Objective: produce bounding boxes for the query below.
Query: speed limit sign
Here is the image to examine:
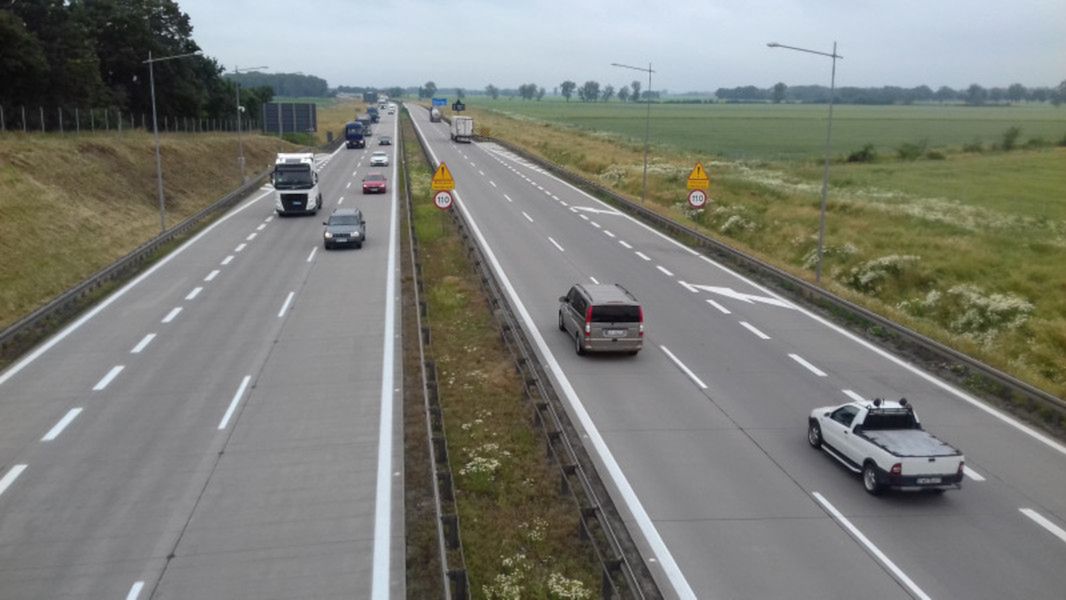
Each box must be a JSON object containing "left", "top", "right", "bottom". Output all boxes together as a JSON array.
[
  {"left": 433, "top": 190, "right": 454, "bottom": 210},
  {"left": 688, "top": 189, "right": 708, "bottom": 209}
]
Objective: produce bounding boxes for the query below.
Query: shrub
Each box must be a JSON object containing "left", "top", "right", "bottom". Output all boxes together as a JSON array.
[
  {"left": 847, "top": 143, "right": 878, "bottom": 163},
  {"left": 1001, "top": 126, "right": 1022, "bottom": 151},
  {"left": 962, "top": 138, "right": 984, "bottom": 153},
  {"left": 896, "top": 139, "right": 928, "bottom": 161},
  {"left": 1024, "top": 137, "right": 1049, "bottom": 149},
  {"left": 846, "top": 255, "right": 921, "bottom": 292},
  {"left": 925, "top": 149, "right": 947, "bottom": 160},
  {"left": 1058, "top": 132, "right": 1066, "bottom": 147}
]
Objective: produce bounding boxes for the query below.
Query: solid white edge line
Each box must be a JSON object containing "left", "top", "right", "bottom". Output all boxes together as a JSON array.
[
  {"left": 162, "top": 307, "right": 182, "bottom": 323},
  {"left": 660, "top": 345, "right": 709, "bottom": 390},
  {"left": 1019, "top": 508, "right": 1066, "bottom": 544},
  {"left": 656, "top": 265, "right": 674, "bottom": 276},
  {"left": 409, "top": 109, "right": 696, "bottom": 599},
  {"left": 739, "top": 321, "right": 771, "bottom": 340},
  {"left": 204, "top": 269, "right": 220, "bottom": 281},
  {"left": 185, "top": 287, "right": 203, "bottom": 301},
  {"left": 125, "top": 581, "right": 145, "bottom": 600},
  {"left": 813, "top": 492, "right": 933, "bottom": 600},
  {"left": 963, "top": 466, "right": 986, "bottom": 481},
  {"left": 217, "top": 375, "right": 251, "bottom": 430},
  {"left": 0, "top": 464, "right": 27, "bottom": 497},
  {"left": 93, "top": 365, "right": 124, "bottom": 390},
  {"left": 370, "top": 110, "right": 400, "bottom": 600},
  {"left": 790, "top": 353, "right": 827, "bottom": 377},
  {"left": 41, "top": 408, "right": 83, "bottom": 442},
  {"left": 549, "top": 237, "right": 565, "bottom": 252},
  {"left": 277, "top": 291, "right": 295, "bottom": 318},
  {"left": 307, "top": 246, "right": 318, "bottom": 263},
  {"left": 0, "top": 189, "right": 272, "bottom": 387},
  {"left": 706, "top": 299, "right": 731, "bottom": 314},
  {"left": 842, "top": 389, "right": 867, "bottom": 403},
  {"left": 130, "top": 333, "right": 156, "bottom": 354}
]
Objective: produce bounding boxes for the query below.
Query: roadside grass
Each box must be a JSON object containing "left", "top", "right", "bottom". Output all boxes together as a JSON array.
[
  {"left": 435, "top": 102, "right": 1066, "bottom": 405},
  {"left": 0, "top": 132, "right": 295, "bottom": 330},
  {"left": 313, "top": 99, "right": 365, "bottom": 146},
  {"left": 402, "top": 115, "right": 599, "bottom": 598}
]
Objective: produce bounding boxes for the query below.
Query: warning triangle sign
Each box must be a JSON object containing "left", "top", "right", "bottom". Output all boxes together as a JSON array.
[
  {"left": 687, "top": 162, "right": 710, "bottom": 190},
  {"left": 431, "top": 162, "right": 456, "bottom": 191}
]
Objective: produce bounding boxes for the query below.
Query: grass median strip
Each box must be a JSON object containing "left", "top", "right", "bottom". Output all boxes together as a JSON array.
[{"left": 402, "top": 115, "right": 599, "bottom": 598}]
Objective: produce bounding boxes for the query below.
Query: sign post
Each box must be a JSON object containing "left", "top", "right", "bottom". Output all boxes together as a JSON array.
[{"left": 686, "top": 161, "right": 710, "bottom": 210}]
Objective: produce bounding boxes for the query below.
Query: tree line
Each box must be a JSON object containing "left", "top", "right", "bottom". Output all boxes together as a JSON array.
[
  {"left": 227, "top": 72, "right": 328, "bottom": 98},
  {"left": 716, "top": 82, "right": 1066, "bottom": 106},
  {"left": 0, "top": 1, "right": 273, "bottom": 120}
]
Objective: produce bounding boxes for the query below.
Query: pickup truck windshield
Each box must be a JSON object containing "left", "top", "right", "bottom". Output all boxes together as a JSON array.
[
  {"left": 274, "top": 166, "right": 313, "bottom": 189},
  {"left": 862, "top": 410, "right": 919, "bottom": 430}
]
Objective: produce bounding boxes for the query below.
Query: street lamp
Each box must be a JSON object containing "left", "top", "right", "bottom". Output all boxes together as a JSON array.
[
  {"left": 231, "top": 65, "right": 269, "bottom": 182},
  {"left": 767, "top": 41, "right": 842, "bottom": 284},
  {"left": 145, "top": 49, "right": 202, "bottom": 233},
  {"left": 611, "top": 62, "right": 655, "bottom": 204}
]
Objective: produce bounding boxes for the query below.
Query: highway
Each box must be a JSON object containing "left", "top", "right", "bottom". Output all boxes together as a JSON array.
[
  {"left": 0, "top": 113, "right": 404, "bottom": 598},
  {"left": 408, "top": 105, "right": 1066, "bottom": 600}
]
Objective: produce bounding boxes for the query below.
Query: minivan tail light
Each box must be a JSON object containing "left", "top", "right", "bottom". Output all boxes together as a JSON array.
[
  {"left": 890, "top": 463, "right": 902, "bottom": 476},
  {"left": 638, "top": 306, "right": 645, "bottom": 337},
  {"left": 584, "top": 306, "right": 592, "bottom": 336},
  {"left": 957, "top": 461, "right": 965, "bottom": 476}
]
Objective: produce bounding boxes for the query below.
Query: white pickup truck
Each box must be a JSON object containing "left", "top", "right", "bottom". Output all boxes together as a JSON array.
[{"left": 808, "top": 398, "right": 965, "bottom": 495}]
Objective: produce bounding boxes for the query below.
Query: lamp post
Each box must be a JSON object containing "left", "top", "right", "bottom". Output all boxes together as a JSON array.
[
  {"left": 145, "top": 49, "right": 202, "bottom": 233},
  {"left": 767, "top": 41, "right": 841, "bottom": 283},
  {"left": 611, "top": 62, "right": 655, "bottom": 204},
  {"left": 231, "top": 65, "right": 269, "bottom": 183}
]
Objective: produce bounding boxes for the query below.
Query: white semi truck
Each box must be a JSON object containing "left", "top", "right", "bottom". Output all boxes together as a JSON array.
[
  {"left": 272, "top": 153, "right": 322, "bottom": 216},
  {"left": 450, "top": 116, "right": 474, "bottom": 143}
]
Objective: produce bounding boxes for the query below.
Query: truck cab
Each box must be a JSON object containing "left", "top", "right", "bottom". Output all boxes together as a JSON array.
[
  {"left": 368, "top": 107, "right": 380, "bottom": 123},
  {"left": 345, "top": 121, "right": 365, "bottom": 148},
  {"left": 272, "top": 153, "right": 322, "bottom": 216}
]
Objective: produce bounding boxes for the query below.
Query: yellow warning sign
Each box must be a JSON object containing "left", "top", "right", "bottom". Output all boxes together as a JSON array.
[
  {"left": 431, "top": 162, "right": 455, "bottom": 191},
  {"left": 686, "top": 162, "right": 710, "bottom": 191}
]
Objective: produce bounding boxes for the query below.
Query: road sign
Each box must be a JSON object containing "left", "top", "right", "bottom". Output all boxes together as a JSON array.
[
  {"left": 432, "top": 97, "right": 447, "bottom": 107},
  {"left": 452, "top": 101, "right": 466, "bottom": 112},
  {"left": 687, "top": 162, "right": 710, "bottom": 191},
  {"left": 431, "top": 162, "right": 455, "bottom": 191},
  {"left": 688, "top": 189, "right": 707, "bottom": 209},
  {"left": 433, "top": 190, "right": 454, "bottom": 210}
]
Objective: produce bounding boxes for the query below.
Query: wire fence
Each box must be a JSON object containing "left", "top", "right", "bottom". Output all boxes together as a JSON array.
[{"left": 0, "top": 104, "right": 259, "bottom": 135}]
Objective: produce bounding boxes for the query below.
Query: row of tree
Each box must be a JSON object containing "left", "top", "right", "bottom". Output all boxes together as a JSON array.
[
  {"left": 227, "top": 72, "right": 328, "bottom": 98},
  {"left": 0, "top": 2, "right": 274, "bottom": 119},
  {"left": 717, "top": 82, "right": 1066, "bottom": 106}
]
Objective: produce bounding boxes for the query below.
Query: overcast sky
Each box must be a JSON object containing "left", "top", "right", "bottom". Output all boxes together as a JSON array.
[{"left": 182, "top": 0, "right": 1064, "bottom": 92}]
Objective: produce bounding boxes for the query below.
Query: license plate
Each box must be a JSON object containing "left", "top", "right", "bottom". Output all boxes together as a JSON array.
[
  {"left": 916, "top": 477, "right": 942, "bottom": 484},
  {"left": 605, "top": 329, "right": 626, "bottom": 337}
]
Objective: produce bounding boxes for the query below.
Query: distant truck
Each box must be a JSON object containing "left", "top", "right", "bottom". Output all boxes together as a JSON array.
[
  {"left": 357, "top": 115, "right": 373, "bottom": 136},
  {"left": 429, "top": 107, "right": 442, "bottom": 123},
  {"left": 450, "top": 116, "right": 473, "bottom": 142},
  {"left": 368, "top": 106, "right": 380, "bottom": 123},
  {"left": 272, "top": 153, "right": 322, "bottom": 216},
  {"left": 344, "top": 121, "right": 365, "bottom": 148},
  {"left": 808, "top": 398, "right": 965, "bottom": 495}
]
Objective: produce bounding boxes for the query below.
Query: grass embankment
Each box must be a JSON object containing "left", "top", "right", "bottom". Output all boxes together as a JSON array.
[
  {"left": 437, "top": 101, "right": 1066, "bottom": 410},
  {"left": 0, "top": 132, "right": 294, "bottom": 330},
  {"left": 309, "top": 98, "right": 366, "bottom": 145},
  {"left": 402, "top": 114, "right": 599, "bottom": 598}
]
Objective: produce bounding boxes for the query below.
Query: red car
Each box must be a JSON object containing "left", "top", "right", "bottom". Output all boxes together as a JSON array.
[{"left": 362, "top": 173, "right": 387, "bottom": 194}]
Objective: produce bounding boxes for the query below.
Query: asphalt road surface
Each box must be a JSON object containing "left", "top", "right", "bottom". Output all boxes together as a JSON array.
[
  {"left": 409, "top": 105, "right": 1066, "bottom": 600},
  {"left": 0, "top": 113, "right": 403, "bottom": 599}
]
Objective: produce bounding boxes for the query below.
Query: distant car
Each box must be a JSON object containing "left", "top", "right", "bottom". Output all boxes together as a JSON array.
[
  {"left": 362, "top": 173, "right": 387, "bottom": 194},
  {"left": 378, "top": 136, "right": 392, "bottom": 146},
  {"left": 322, "top": 208, "right": 366, "bottom": 249},
  {"left": 558, "top": 284, "right": 643, "bottom": 355},
  {"left": 369, "top": 151, "right": 389, "bottom": 167},
  {"left": 387, "top": 109, "right": 395, "bottom": 115}
]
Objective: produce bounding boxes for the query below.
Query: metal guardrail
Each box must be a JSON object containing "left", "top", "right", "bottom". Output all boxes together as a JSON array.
[
  {"left": 478, "top": 135, "right": 1066, "bottom": 420},
  {"left": 406, "top": 107, "right": 662, "bottom": 599}
]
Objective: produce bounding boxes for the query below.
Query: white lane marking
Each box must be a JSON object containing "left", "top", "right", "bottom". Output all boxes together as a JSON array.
[
  {"left": 470, "top": 161, "right": 476, "bottom": 167},
  {"left": 93, "top": 365, "right": 125, "bottom": 391},
  {"left": 352, "top": 170, "right": 358, "bottom": 176},
  {"left": 409, "top": 112, "right": 696, "bottom": 599},
  {"left": 0, "top": 465, "right": 27, "bottom": 497},
  {"left": 41, "top": 408, "right": 83, "bottom": 442},
  {"left": 635, "top": 251, "right": 651, "bottom": 261},
  {"left": 619, "top": 240, "right": 633, "bottom": 249},
  {"left": 479, "top": 170, "right": 485, "bottom": 176},
  {"left": 604, "top": 230, "right": 616, "bottom": 238},
  {"left": 656, "top": 265, "right": 674, "bottom": 276},
  {"left": 842, "top": 389, "right": 867, "bottom": 403},
  {"left": 522, "top": 212, "right": 534, "bottom": 223},
  {"left": 552, "top": 195, "right": 560, "bottom": 201},
  {"left": 579, "top": 214, "right": 589, "bottom": 221},
  {"left": 125, "top": 581, "right": 146, "bottom": 600},
  {"left": 256, "top": 223, "right": 266, "bottom": 231},
  {"left": 679, "top": 281, "right": 699, "bottom": 293},
  {"left": 338, "top": 197, "right": 344, "bottom": 205},
  {"left": 307, "top": 246, "right": 318, "bottom": 262},
  {"left": 504, "top": 194, "right": 513, "bottom": 203},
  {"left": 221, "top": 255, "right": 234, "bottom": 265},
  {"left": 589, "top": 276, "right": 600, "bottom": 284},
  {"left": 490, "top": 180, "right": 497, "bottom": 188},
  {"left": 130, "top": 333, "right": 156, "bottom": 354},
  {"left": 591, "top": 221, "right": 602, "bottom": 229},
  {"left": 660, "top": 345, "right": 708, "bottom": 390},
  {"left": 371, "top": 111, "right": 401, "bottom": 600},
  {"left": 740, "top": 321, "right": 772, "bottom": 340},
  {"left": 245, "top": 232, "right": 257, "bottom": 241},
  {"left": 536, "top": 185, "right": 544, "bottom": 190},
  {"left": 185, "top": 287, "right": 203, "bottom": 301},
  {"left": 277, "top": 291, "right": 295, "bottom": 318},
  {"left": 790, "top": 353, "right": 827, "bottom": 377},
  {"left": 204, "top": 269, "right": 220, "bottom": 281},
  {"left": 706, "top": 299, "right": 731, "bottom": 314},
  {"left": 346, "top": 182, "right": 352, "bottom": 189},
  {"left": 549, "top": 237, "right": 565, "bottom": 252},
  {"left": 813, "top": 492, "right": 932, "bottom": 600},
  {"left": 0, "top": 189, "right": 272, "bottom": 388},
  {"left": 162, "top": 307, "right": 182, "bottom": 323},
  {"left": 544, "top": 190, "right": 552, "bottom": 196},
  {"left": 234, "top": 243, "right": 247, "bottom": 252},
  {"left": 559, "top": 200, "right": 568, "bottom": 207},
  {"left": 265, "top": 216, "right": 274, "bottom": 223},
  {"left": 217, "top": 375, "right": 251, "bottom": 430},
  {"left": 964, "top": 466, "right": 986, "bottom": 481},
  {"left": 1020, "top": 508, "right": 1066, "bottom": 545}
]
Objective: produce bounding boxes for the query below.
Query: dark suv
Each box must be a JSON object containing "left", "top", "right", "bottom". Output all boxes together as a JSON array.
[
  {"left": 322, "top": 208, "right": 366, "bottom": 249},
  {"left": 558, "top": 284, "right": 643, "bottom": 355}
]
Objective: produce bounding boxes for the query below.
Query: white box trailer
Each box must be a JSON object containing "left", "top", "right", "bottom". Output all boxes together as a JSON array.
[{"left": 450, "top": 116, "right": 473, "bottom": 143}]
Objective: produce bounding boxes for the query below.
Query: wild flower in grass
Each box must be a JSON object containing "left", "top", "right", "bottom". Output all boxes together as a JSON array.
[
  {"left": 518, "top": 517, "right": 549, "bottom": 543},
  {"left": 719, "top": 214, "right": 756, "bottom": 234},
  {"left": 483, "top": 553, "right": 532, "bottom": 599},
  {"left": 845, "top": 255, "right": 920, "bottom": 292},
  {"left": 946, "top": 284, "right": 1034, "bottom": 340},
  {"left": 547, "top": 573, "right": 592, "bottom": 600},
  {"left": 801, "top": 241, "right": 859, "bottom": 270}
]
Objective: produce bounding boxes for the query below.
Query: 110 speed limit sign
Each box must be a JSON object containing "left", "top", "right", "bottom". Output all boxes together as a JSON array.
[
  {"left": 433, "top": 190, "right": 454, "bottom": 210},
  {"left": 688, "top": 189, "right": 708, "bottom": 209}
]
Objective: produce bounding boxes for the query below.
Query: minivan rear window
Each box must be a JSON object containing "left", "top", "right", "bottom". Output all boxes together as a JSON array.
[{"left": 591, "top": 305, "right": 641, "bottom": 323}]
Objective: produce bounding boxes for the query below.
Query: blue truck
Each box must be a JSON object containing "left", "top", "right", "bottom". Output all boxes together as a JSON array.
[{"left": 345, "top": 121, "right": 365, "bottom": 148}]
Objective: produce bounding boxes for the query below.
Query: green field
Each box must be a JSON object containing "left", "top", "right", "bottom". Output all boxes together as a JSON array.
[{"left": 467, "top": 99, "right": 1066, "bottom": 160}]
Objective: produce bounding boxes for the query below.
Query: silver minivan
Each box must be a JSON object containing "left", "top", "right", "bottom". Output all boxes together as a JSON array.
[{"left": 558, "top": 284, "right": 643, "bottom": 355}]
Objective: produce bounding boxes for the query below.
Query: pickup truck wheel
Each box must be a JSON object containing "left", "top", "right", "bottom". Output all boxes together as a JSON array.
[
  {"left": 807, "top": 421, "right": 822, "bottom": 448},
  {"left": 862, "top": 463, "right": 884, "bottom": 495}
]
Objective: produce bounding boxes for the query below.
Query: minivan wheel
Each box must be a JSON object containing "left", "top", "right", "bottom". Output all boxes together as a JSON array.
[
  {"left": 574, "top": 334, "right": 586, "bottom": 356},
  {"left": 558, "top": 312, "right": 565, "bottom": 331}
]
